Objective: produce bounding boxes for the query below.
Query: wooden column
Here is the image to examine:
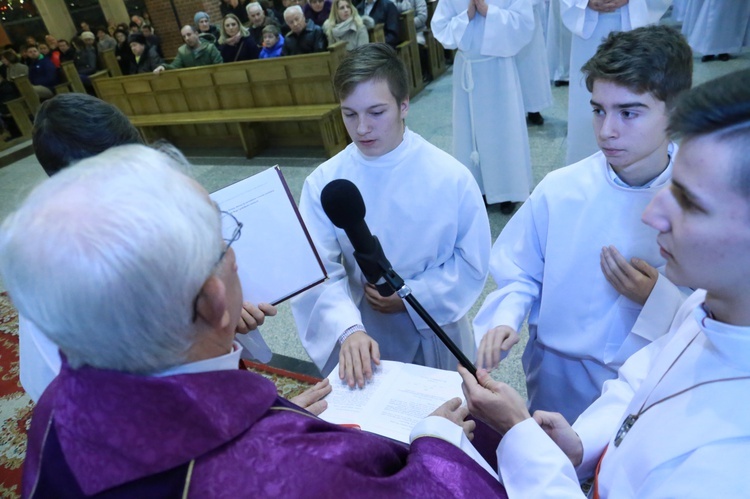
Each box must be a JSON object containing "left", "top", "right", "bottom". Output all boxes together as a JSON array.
[
  {"left": 99, "top": 0, "right": 131, "bottom": 26},
  {"left": 35, "top": 0, "right": 77, "bottom": 39}
]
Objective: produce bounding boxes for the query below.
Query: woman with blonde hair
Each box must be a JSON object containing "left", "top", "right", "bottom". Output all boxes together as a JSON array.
[
  {"left": 322, "top": 0, "right": 371, "bottom": 51},
  {"left": 218, "top": 13, "right": 260, "bottom": 62}
]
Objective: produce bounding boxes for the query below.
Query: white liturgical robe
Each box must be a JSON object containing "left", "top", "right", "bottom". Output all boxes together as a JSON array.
[
  {"left": 681, "top": 0, "right": 750, "bottom": 57},
  {"left": 473, "top": 145, "right": 683, "bottom": 423},
  {"left": 516, "top": 0, "right": 553, "bottom": 113},
  {"left": 495, "top": 290, "right": 750, "bottom": 498},
  {"left": 562, "top": 0, "right": 671, "bottom": 164},
  {"left": 431, "top": 0, "right": 534, "bottom": 205},
  {"left": 292, "top": 129, "right": 491, "bottom": 375}
]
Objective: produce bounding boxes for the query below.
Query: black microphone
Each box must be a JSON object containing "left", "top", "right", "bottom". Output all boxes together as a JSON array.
[
  {"left": 320, "top": 179, "right": 478, "bottom": 377},
  {"left": 321, "top": 179, "right": 395, "bottom": 295}
]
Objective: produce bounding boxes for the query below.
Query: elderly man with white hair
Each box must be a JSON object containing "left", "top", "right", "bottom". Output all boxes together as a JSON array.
[
  {"left": 5, "top": 145, "right": 506, "bottom": 496},
  {"left": 247, "top": 1, "right": 281, "bottom": 46},
  {"left": 282, "top": 5, "right": 328, "bottom": 55}
]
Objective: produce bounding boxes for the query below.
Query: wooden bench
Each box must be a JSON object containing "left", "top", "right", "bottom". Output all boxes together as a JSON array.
[
  {"left": 368, "top": 12, "right": 423, "bottom": 98},
  {"left": 368, "top": 24, "right": 386, "bottom": 44},
  {"left": 98, "top": 48, "right": 123, "bottom": 77},
  {"left": 424, "top": 0, "right": 447, "bottom": 80},
  {"left": 91, "top": 42, "right": 349, "bottom": 158},
  {"left": 4, "top": 75, "right": 44, "bottom": 141},
  {"left": 397, "top": 10, "right": 424, "bottom": 97}
]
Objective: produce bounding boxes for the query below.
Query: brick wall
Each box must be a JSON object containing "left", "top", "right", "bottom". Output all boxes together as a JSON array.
[{"left": 145, "top": 0, "right": 222, "bottom": 57}]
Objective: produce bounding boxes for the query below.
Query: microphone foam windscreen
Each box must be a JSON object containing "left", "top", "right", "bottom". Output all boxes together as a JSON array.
[{"left": 321, "top": 179, "right": 366, "bottom": 229}]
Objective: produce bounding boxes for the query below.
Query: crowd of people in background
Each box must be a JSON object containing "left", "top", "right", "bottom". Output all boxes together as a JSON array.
[{"left": 0, "top": 0, "right": 426, "bottom": 141}]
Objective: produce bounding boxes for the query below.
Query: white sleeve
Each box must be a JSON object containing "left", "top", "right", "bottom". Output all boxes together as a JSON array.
[
  {"left": 430, "top": 0, "right": 471, "bottom": 50},
  {"left": 497, "top": 418, "right": 585, "bottom": 498},
  {"left": 624, "top": 0, "right": 672, "bottom": 30},
  {"left": 19, "top": 315, "right": 62, "bottom": 403},
  {"left": 480, "top": 0, "right": 535, "bottom": 57},
  {"left": 432, "top": 0, "right": 534, "bottom": 56},
  {"left": 560, "top": 0, "right": 594, "bottom": 38},
  {"left": 631, "top": 273, "right": 690, "bottom": 343},
  {"left": 290, "top": 178, "right": 364, "bottom": 370},
  {"left": 472, "top": 197, "right": 546, "bottom": 346},
  {"left": 402, "top": 178, "right": 491, "bottom": 330},
  {"left": 411, "top": 416, "right": 498, "bottom": 479}
]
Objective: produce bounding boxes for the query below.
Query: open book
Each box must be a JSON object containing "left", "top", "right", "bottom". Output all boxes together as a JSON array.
[
  {"left": 210, "top": 166, "right": 327, "bottom": 306},
  {"left": 319, "top": 360, "right": 464, "bottom": 444},
  {"left": 210, "top": 166, "right": 327, "bottom": 361}
]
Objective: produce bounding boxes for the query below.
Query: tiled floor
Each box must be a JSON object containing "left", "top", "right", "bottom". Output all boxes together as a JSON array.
[{"left": 1, "top": 42, "right": 747, "bottom": 395}]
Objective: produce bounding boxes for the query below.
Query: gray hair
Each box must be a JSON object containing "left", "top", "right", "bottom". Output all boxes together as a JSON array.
[
  {"left": 284, "top": 5, "right": 304, "bottom": 19},
  {"left": 0, "top": 145, "right": 222, "bottom": 374},
  {"left": 246, "top": 2, "right": 263, "bottom": 14}
]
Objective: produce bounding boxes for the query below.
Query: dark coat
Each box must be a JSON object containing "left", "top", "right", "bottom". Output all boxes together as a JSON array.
[
  {"left": 219, "top": 36, "right": 261, "bottom": 63},
  {"left": 129, "top": 46, "right": 163, "bottom": 74},
  {"left": 220, "top": 0, "right": 250, "bottom": 24},
  {"left": 281, "top": 20, "right": 328, "bottom": 56},
  {"left": 356, "top": 0, "right": 400, "bottom": 47},
  {"left": 304, "top": 1, "right": 332, "bottom": 26}
]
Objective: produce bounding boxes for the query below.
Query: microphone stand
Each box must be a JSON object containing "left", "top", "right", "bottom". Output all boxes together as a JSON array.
[{"left": 354, "top": 240, "right": 478, "bottom": 378}]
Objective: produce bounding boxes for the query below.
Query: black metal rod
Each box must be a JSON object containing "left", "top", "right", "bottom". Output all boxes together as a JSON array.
[
  {"left": 380, "top": 268, "right": 477, "bottom": 378},
  {"left": 402, "top": 293, "right": 477, "bottom": 378}
]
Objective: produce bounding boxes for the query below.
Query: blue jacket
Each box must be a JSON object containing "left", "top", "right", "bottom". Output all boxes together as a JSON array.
[
  {"left": 259, "top": 34, "right": 284, "bottom": 59},
  {"left": 28, "top": 55, "right": 60, "bottom": 89}
]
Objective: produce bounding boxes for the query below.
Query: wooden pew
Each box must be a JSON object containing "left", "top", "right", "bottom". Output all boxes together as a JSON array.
[
  {"left": 397, "top": 10, "right": 424, "bottom": 97},
  {"left": 58, "top": 61, "right": 108, "bottom": 94},
  {"left": 5, "top": 97, "right": 33, "bottom": 139},
  {"left": 11, "top": 75, "right": 41, "bottom": 116},
  {"left": 92, "top": 42, "right": 349, "bottom": 158},
  {"left": 98, "top": 48, "right": 123, "bottom": 77},
  {"left": 368, "top": 23, "right": 386, "bottom": 44},
  {"left": 424, "top": 0, "right": 447, "bottom": 80}
]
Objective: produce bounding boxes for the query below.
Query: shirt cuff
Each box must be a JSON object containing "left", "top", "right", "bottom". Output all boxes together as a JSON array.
[
  {"left": 411, "top": 416, "right": 498, "bottom": 479},
  {"left": 338, "top": 324, "right": 365, "bottom": 345}
]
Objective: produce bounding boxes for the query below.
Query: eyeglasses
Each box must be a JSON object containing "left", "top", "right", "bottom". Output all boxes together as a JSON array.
[
  {"left": 219, "top": 210, "right": 243, "bottom": 261},
  {"left": 191, "top": 210, "right": 243, "bottom": 322}
]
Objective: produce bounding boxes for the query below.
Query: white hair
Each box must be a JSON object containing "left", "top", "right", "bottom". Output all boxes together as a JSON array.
[
  {"left": 246, "top": 2, "right": 263, "bottom": 14},
  {"left": 284, "top": 5, "right": 304, "bottom": 19},
  {"left": 0, "top": 145, "right": 222, "bottom": 374}
]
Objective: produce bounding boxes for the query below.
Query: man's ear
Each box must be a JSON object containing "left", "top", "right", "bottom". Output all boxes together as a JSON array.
[
  {"left": 194, "top": 275, "right": 232, "bottom": 329},
  {"left": 400, "top": 98, "right": 410, "bottom": 119}
]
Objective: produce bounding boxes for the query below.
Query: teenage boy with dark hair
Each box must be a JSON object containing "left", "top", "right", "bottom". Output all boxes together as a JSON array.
[
  {"left": 473, "top": 25, "right": 693, "bottom": 424},
  {"left": 462, "top": 66, "right": 750, "bottom": 498}
]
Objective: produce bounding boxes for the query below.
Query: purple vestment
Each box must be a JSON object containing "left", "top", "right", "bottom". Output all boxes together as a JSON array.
[{"left": 23, "top": 362, "right": 507, "bottom": 498}]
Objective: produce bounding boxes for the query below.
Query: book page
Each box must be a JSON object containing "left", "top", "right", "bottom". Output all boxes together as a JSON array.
[
  {"left": 210, "top": 166, "right": 326, "bottom": 305},
  {"left": 319, "top": 361, "right": 464, "bottom": 443}
]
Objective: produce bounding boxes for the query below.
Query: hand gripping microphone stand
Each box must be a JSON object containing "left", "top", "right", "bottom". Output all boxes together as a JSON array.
[
  {"left": 321, "top": 179, "right": 477, "bottom": 378},
  {"left": 353, "top": 237, "right": 477, "bottom": 378}
]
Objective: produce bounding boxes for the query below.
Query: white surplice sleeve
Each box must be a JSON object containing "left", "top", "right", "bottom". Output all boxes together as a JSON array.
[
  {"left": 480, "top": 0, "right": 534, "bottom": 56},
  {"left": 472, "top": 196, "right": 546, "bottom": 344},
  {"left": 291, "top": 177, "right": 364, "bottom": 370},
  {"left": 432, "top": 0, "right": 534, "bottom": 56},
  {"left": 403, "top": 179, "right": 491, "bottom": 330},
  {"left": 561, "top": 0, "right": 672, "bottom": 39},
  {"left": 430, "top": 0, "right": 471, "bottom": 49},
  {"left": 497, "top": 418, "right": 585, "bottom": 498}
]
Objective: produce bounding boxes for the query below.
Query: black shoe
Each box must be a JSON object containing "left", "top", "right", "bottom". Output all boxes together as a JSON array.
[
  {"left": 701, "top": 54, "right": 716, "bottom": 62},
  {"left": 718, "top": 53, "right": 731, "bottom": 61},
  {"left": 554, "top": 80, "right": 569, "bottom": 87},
  {"left": 527, "top": 112, "right": 544, "bottom": 126},
  {"left": 499, "top": 201, "right": 517, "bottom": 215}
]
